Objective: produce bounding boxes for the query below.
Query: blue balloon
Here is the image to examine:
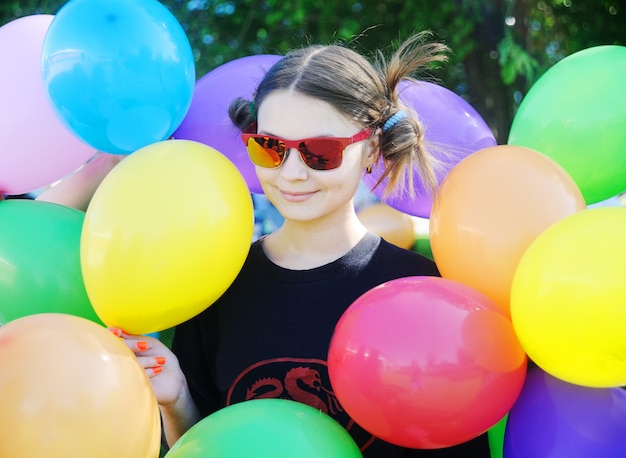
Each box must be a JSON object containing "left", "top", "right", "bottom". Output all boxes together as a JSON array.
[
  {"left": 504, "top": 368, "right": 626, "bottom": 458},
  {"left": 42, "top": 0, "right": 195, "bottom": 154}
]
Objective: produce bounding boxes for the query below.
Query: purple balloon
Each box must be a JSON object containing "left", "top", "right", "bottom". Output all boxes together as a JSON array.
[
  {"left": 362, "top": 81, "right": 496, "bottom": 217},
  {"left": 504, "top": 368, "right": 626, "bottom": 458},
  {"left": 173, "top": 54, "right": 281, "bottom": 194}
]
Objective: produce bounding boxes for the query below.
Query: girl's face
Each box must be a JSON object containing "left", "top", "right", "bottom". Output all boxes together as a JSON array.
[{"left": 254, "top": 90, "right": 374, "bottom": 225}]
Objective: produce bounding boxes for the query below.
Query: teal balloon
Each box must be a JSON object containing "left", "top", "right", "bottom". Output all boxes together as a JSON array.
[
  {"left": 508, "top": 45, "right": 626, "bottom": 205},
  {"left": 165, "top": 399, "right": 363, "bottom": 458},
  {"left": 42, "top": 0, "right": 195, "bottom": 154},
  {"left": 0, "top": 200, "right": 102, "bottom": 325}
]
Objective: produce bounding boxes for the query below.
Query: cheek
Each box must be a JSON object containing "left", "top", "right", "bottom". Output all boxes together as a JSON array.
[
  {"left": 324, "top": 164, "right": 365, "bottom": 198},
  {"left": 339, "top": 146, "right": 369, "bottom": 178},
  {"left": 255, "top": 166, "right": 276, "bottom": 185}
]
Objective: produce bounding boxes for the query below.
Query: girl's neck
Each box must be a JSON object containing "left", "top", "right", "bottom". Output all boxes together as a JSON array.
[{"left": 261, "top": 211, "right": 368, "bottom": 270}]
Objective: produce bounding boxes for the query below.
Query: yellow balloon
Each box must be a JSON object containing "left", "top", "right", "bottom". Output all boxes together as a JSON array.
[
  {"left": 510, "top": 207, "right": 626, "bottom": 387},
  {"left": 0, "top": 313, "right": 161, "bottom": 458},
  {"left": 81, "top": 140, "right": 254, "bottom": 334}
]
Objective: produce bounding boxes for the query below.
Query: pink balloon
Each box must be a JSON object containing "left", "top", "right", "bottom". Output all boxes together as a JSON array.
[
  {"left": 0, "top": 15, "right": 95, "bottom": 195},
  {"left": 328, "top": 276, "right": 527, "bottom": 449},
  {"left": 361, "top": 81, "right": 496, "bottom": 217},
  {"left": 173, "top": 54, "right": 281, "bottom": 194}
]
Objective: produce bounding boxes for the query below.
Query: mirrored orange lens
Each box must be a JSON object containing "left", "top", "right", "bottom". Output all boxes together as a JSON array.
[
  {"left": 246, "top": 136, "right": 345, "bottom": 170},
  {"left": 247, "top": 137, "right": 284, "bottom": 168}
]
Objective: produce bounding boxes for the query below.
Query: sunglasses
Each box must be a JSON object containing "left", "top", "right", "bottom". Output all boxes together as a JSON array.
[{"left": 241, "top": 125, "right": 373, "bottom": 171}]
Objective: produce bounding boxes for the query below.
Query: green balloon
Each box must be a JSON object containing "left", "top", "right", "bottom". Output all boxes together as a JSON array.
[
  {"left": 487, "top": 413, "right": 508, "bottom": 458},
  {"left": 165, "top": 399, "right": 363, "bottom": 458},
  {"left": 0, "top": 200, "right": 102, "bottom": 325},
  {"left": 508, "top": 45, "right": 626, "bottom": 205}
]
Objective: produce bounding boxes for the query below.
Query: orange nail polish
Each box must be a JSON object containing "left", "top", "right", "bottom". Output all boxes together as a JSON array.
[
  {"left": 136, "top": 341, "right": 148, "bottom": 352},
  {"left": 155, "top": 356, "right": 166, "bottom": 365},
  {"left": 152, "top": 366, "right": 162, "bottom": 375}
]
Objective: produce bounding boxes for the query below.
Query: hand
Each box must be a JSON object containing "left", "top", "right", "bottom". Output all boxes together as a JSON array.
[
  {"left": 109, "top": 328, "right": 187, "bottom": 408},
  {"left": 109, "top": 328, "right": 202, "bottom": 446}
]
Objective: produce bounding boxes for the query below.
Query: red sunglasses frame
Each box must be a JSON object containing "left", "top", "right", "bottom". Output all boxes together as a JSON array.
[{"left": 241, "top": 124, "right": 373, "bottom": 170}]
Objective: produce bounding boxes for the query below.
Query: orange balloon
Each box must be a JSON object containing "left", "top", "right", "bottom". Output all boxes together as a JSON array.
[
  {"left": 358, "top": 203, "right": 416, "bottom": 249},
  {"left": 0, "top": 313, "right": 161, "bottom": 458},
  {"left": 430, "top": 145, "right": 586, "bottom": 316}
]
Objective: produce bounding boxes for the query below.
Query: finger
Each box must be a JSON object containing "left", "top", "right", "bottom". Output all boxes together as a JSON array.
[
  {"left": 147, "top": 366, "right": 162, "bottom": 377},
  {"left": 114, "top": 337, "right": 151, "bottom": 354},
  {"left": 135, "top": 340, "right": 149, "bottom": 352},
  {"left": 136, "top": 356, "right": 167, "bottom": 369},
  {"left": 107, "top": 327, "right": 124, "bottom": 338},
  {"left": 108, "top": 327, "right": 136, "bottom": 336}
]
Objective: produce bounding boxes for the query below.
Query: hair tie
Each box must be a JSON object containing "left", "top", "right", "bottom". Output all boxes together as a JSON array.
[
  {"left": 249, "top": 101, "right": 257, "bottom": 120},
  {"left": 383, "top": 110, "right": 407, "bottom": 132}
]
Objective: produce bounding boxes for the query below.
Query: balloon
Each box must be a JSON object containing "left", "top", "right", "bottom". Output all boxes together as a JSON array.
[
  {"left": 361, "top": 80, "right": 497, "bottom": 218},
  {"left": 357, "top": 202, "right": 415, "bottom": 249},
  {"left": 0, "top": 199, "right": 101, "bottom": 325},
  {"left": 165, "top": 399, "right": 362, "bottom": 458},
  {"left": 508, "top": 45, "right": 626, "bottom": 205},
  {"left": 504, "top": 368, "right": 626, "bottom": 458},
  {"left": 430, "top": 145, "right": 586, "bottom": 316},
  {"left": 0, "top": 313, "right": 161, "bottom": 458},
  {"left": 510, "top": 207, "right": 626, "bottom": 388},
  {"left": 327, "top": 276, "right": 527, "bottom": 449},
  {"left": 488, "top": 414, "right": 507, "bottom": 458},
  {"left": 173, "top": 54, "right": 282, "bottom": 193},
  {"left": 81, "top": 140, "right": 254, "bottom": 335},
  {"left": 34, "top": 152, "right": 123, "bottom": 211},
  {"left": 42, "top": 0, "right": 195, "bottom": 154},
  {"left": 0, "top": 15, "right": 95, "bottom": 195}
]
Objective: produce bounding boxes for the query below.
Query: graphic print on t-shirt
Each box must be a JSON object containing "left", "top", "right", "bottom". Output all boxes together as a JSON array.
[{"left": 226, "top": 357, "right": 377, "bottom": 451}]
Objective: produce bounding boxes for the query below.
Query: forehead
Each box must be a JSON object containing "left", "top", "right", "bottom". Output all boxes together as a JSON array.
[{"left": 257, "top": 90, "right": 359, "bottom": 139}]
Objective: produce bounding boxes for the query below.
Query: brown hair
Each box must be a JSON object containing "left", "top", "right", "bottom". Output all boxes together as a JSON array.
[{"left": 229, "top": 31, "right": 449, "bottom": 197}]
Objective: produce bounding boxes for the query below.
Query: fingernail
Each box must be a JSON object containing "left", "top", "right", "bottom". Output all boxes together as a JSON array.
[
  {"left": 152, "top": 366, "right": 162, "bottom": 375},
  {"left": 136, "top": 341, "right": 148, "bottom": 352},
  {"left": 155, "top": 356, "right": 166, "bottom": 365},
  {"left": 108, "top": 327, "right": 122, "bottom": 337}
]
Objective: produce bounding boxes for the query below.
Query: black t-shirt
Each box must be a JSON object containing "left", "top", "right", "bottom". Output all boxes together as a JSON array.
[{"left": 173, "top": 232, "right": 490, "bottom": 457}]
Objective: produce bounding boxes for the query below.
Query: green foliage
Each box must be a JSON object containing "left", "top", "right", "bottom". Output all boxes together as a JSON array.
[
  {"left": 498, "top": 30, "right": 540, "bottom": 88},
  {"left": 2, "top": 0, "right": 623, "bottom": 81},
  {"left": 504, "top": 0, "right": 626, "bottom": 84},
  {"left": 1, "top": 0, "right": 624, "bottom": 142}
]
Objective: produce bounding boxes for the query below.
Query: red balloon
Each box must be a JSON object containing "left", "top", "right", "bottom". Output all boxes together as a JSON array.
[{"left": 328, "top": 276, "right": 527, "bottom": 449}]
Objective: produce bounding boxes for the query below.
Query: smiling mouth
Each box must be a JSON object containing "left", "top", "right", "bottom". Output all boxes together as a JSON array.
[{"left": 280, "top": 190, "right": 317, "bottom": 202}]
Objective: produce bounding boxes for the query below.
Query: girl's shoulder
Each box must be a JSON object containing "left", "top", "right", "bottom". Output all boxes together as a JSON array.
[{"left": 370, "top": 235, "right": 440, "bottom": 277}]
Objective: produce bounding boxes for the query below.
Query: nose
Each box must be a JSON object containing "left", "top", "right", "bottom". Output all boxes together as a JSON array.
[{"left": 279, "top": 147, "right": 309, "bottom": 179}]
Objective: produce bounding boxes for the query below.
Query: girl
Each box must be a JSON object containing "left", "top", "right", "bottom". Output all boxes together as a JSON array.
[{"left": 120, "top": 31, "right": 490, "bottom": 457}]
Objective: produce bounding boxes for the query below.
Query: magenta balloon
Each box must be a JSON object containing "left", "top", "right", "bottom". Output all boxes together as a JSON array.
[
  {"left": 0, "top": 15, "right": 95, "bottom": 195},
  {"left": 173, "top": 54, "right": 282, "bottom": 194},
  {"left": 504, "top": 368, "right": 626, "bottom": 458},
  {"left": 362, "top": 81, "right": 496, "bottom": 217}
]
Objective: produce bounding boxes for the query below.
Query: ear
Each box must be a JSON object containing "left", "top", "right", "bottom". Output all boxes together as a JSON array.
[{"left": 365, "top": 127, "right": 382, "bottom": 168}]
